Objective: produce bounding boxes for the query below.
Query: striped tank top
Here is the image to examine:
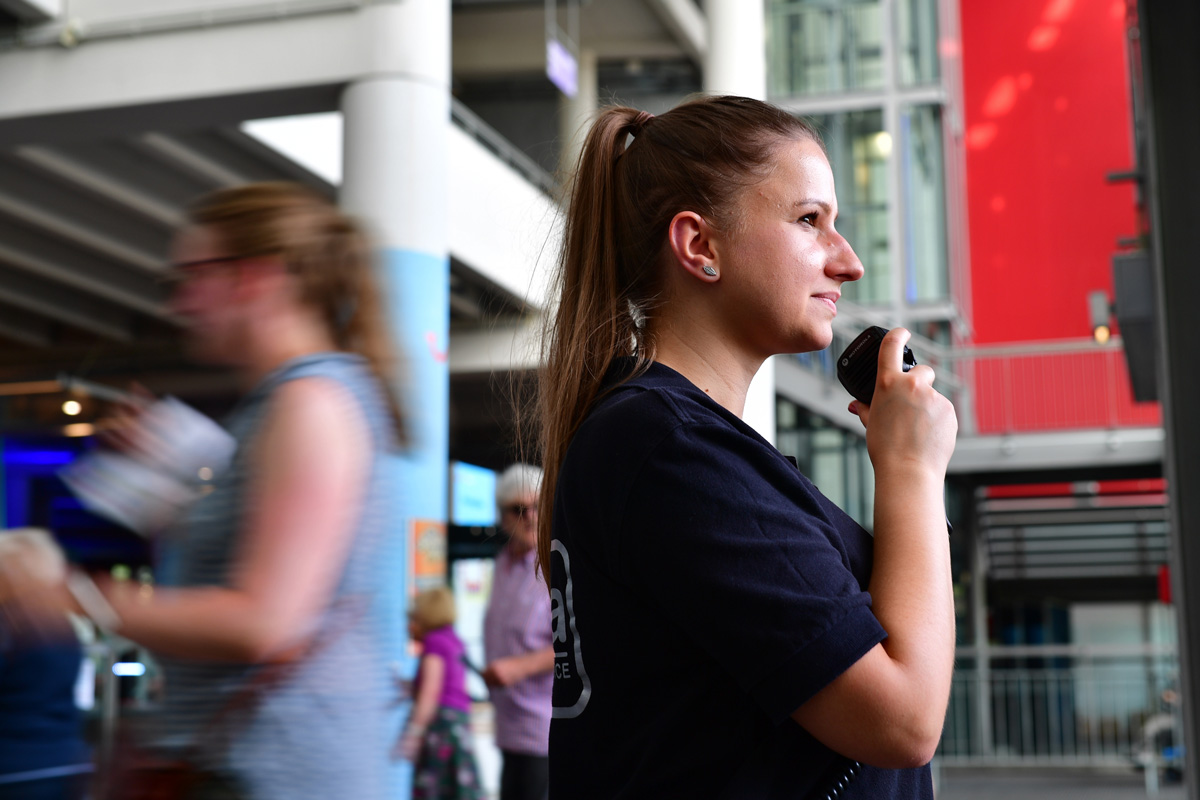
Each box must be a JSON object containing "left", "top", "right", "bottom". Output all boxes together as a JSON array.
[{"left": 154, "top": 352, "right": 396, "bottom": 800}]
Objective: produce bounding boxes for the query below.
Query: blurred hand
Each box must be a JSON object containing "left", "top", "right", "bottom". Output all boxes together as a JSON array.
[
  {"left": 482, "top": 656, "right": 523, "bottom": 689},
  {"left": 96, "top": 383, "right": 158, "bottom": 455},
  {"left": 849, "top": 328, "right": 957, "bottom": 479},
  {"left": 392, "top": 730, "right": 423, "bottom": 762},
  {"left": 0, "top": 546, "right": 74, "bottom": 633},
  {"left": 389, "top": 674, "right": 413, "bottom": 707}
]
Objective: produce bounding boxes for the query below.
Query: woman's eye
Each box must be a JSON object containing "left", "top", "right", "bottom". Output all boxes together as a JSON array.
[{"left": 798, "top": 212, "right": 818, "bottom": 226}]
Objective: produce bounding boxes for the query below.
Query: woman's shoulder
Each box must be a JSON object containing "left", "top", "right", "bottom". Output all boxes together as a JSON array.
[{"left": 585, "top": 361, "right": 733, "bottom": 438}]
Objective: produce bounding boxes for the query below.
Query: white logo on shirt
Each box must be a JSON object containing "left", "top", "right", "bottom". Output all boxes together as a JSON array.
[{"left": 550, "top": 539, "right": 591, "bottom": 718}]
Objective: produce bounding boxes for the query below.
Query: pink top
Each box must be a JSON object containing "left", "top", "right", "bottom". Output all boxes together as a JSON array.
[
  {"left": 483, "top": 546, "right": 553, "bottom": 755},
  {"left": 419, "top": 625, "right": 471, "bottom": 714}
]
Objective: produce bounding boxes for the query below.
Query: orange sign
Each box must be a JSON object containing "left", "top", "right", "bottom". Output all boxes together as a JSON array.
[{"left": 410, "top": 519, "right": 447, "bottom": 592}]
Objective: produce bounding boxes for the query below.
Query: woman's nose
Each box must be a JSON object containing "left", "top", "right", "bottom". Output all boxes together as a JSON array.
[{"left": 828, "top": 234, "right": 865, "bottom": 283}]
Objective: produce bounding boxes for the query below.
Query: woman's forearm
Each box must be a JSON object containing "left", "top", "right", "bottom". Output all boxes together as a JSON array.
[
  {"left": 104, "top": 582, "right": 303, "bottom": 662},
  {"left": 868, "top": 468, "right": 956, "bottom": 721}
]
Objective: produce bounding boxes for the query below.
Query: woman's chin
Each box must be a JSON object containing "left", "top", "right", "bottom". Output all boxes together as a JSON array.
[{"left": 786, "top": 329, "right": 833, "bottom": 355}]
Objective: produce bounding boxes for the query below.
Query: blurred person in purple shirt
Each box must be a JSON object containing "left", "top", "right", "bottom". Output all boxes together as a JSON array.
[
  {"left": 482, "top": 465, "right": 554, "bottom": 800},
  {"left": 396, "top": 586, "right": 484, "bottom": 800}
]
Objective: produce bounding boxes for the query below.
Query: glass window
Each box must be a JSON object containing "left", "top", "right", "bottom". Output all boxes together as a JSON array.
[
  {"left": 768, "top": 0, "right": 884, "bottom": 97},
  {"left": 900, "top": 104, "right": 949, "bottom": 302},
  {"left": 810, "top": 108, "right": 891, "bottom": 304},
  {"left": 895, "top": 0, "right": 940, "bottom": 87},
  {"left": 775, "top": 398, "right": 875, "bottom": 529}
]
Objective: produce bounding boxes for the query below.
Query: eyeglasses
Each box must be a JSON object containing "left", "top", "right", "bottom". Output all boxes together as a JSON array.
[
  {"left": 156, "top": 253, "right": 271, "bottom": 287},
  {"left": 501, "top": 504, "right": 537, "bottom": 519}
]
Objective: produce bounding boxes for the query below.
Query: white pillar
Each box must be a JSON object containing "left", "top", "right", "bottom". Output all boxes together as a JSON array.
[
  {"left": 703, "top": 0, "right": 767, "bottom": 98},
  {"left": 558, "top": 47, "right": 598, "bottom": 179},
  {"left": 339, "top": 4, "right": 450, "bottom": 797},
  {"left": 341, "top": 0, "right": 451, "bottom": 561},
  {"left": 704, "top": 0, "right": 775, "bottom": 443},
  {"left": 342, "top": 0, "right": 450, "bottom": 258},
  {"left": 341, "top": 0, "right": 451, "bottom": 522}
]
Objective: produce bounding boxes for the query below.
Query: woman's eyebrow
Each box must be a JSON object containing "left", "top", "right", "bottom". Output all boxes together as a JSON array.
[{"left": 791, "top": 198, "right": 832, "bottom": 213}]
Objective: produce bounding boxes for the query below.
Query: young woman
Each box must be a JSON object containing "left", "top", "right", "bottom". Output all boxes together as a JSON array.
[
  {"left": 397, "top": 586, "right": 484, "bottom": 800},
  {"left": 1, "top": 183, "right": 404, "bottom": 799},
  {"left": 539, "top": 97, "right": 958, "bottom": 799}
]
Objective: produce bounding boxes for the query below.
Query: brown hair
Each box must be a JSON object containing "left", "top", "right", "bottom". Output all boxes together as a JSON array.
[
  {"left": 537, "top": 96, "right": 822, "bottom": 576},
  {"left": 187, "top": 182, "right": 406, "bottom": 443},
  {"left": 408, "top": 586, "right": 457, "bottom": 631}
]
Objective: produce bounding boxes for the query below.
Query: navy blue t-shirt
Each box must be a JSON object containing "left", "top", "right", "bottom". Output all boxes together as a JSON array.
[{"left": 549, "top": 360, "right": 933, "bottom": 799}]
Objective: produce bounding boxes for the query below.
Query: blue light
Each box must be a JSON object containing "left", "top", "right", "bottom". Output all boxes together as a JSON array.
[
  {"left": 3, "top": 449, "right": 75, "bottom": 466},
  {"left": 112, "top": 662, "right": 146, "bottom": 677}
]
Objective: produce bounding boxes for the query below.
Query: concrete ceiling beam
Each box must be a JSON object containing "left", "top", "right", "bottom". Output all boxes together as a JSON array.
[
  {"left": 133, "top": 132, "right": 250, "bottom": 189},
  {"left": 0, "top": 301, "right": 54, "bottom": 347},
  {"left": 0, "top": 236, "right": 170, "bottom": 321},
  {"left": 0, "top": 262, "right": 133, "bottom": 341},
  {"left": 14, "top": 146, "right": 185, "bottom": 229},
  {"left": 645, "top": 0, "right": 707, "bottom": 63},
  {"left": 0, "top": 188, "right": 162, "bottom": 273}
]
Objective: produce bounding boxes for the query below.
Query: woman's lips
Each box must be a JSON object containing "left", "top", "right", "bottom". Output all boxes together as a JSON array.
[{"left": 813, "top": 293, "right": 839, "bottom": 313}]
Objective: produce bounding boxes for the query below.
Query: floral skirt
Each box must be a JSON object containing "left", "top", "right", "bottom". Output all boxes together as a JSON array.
[{"left": 412, "top": 707, "right": 485, "bottom": 800}]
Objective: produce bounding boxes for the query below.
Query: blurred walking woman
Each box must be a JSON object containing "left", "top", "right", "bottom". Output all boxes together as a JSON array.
[
  {"left": 9, "top": 183, "right": 404, "bottom": 799},
  {"left": 540, "top": 97, "right": 958, "bottom": 799}
]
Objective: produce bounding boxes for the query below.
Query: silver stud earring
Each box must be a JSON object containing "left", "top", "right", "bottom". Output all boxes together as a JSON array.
[{"left": 702, "top": 266, "right": 717, "bottom": 277}]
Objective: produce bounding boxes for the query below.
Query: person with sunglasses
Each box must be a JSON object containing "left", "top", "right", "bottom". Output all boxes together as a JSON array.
[{"left": 482, "top": 464, "right": 554, "bottom": 800}]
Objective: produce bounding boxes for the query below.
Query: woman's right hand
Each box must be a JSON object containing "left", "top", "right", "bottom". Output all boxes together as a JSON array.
[
  {"left": 97, "top": 384, "right": 157, "bottom": 455},
  {"left": 849, "top": 327, "right": 957, "bottom": 480}
]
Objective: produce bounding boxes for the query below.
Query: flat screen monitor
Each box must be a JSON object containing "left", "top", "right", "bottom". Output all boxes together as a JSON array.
[{"left": 450, "top": 461, "right": 496, "bottom": 527}]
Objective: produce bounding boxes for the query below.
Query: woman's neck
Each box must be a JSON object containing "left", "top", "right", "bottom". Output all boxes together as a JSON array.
[
  {"left": 652, "top": 315, "right": 762, "bottom": 419},
  {"left": 238, "top": 310, "right": 338, "bottom": 388}
]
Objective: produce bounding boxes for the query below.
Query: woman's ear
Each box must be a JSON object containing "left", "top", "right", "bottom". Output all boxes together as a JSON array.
[{"left": 667, "top": 211, "right": 721, "bottom": 282}]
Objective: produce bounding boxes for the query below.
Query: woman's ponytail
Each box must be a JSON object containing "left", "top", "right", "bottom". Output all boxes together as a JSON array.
[{"left": 536, "top": 107, "right": 657, "bottom": 577}]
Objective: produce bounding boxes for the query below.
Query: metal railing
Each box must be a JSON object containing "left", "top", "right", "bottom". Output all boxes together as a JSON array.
[
  {"left": 941, "top": 645, "right": 1181, "bottom": 771},
  {"left": 945, "top": 340, "right": 1161, "bottom": 435},
  {"left": 793, "top": 303, "right": 1161, "bottom": 436},
  {"left": 450, "top": 98, "right": 561, "bottom": 199}
]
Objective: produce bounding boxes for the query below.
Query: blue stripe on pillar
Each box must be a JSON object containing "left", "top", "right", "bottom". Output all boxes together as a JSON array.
[
  {"left": 377, "top": 246, "right": 449, "bottom": 800},
  {"left": 382, "top": 246, "right": 450, "bottom": 521}
]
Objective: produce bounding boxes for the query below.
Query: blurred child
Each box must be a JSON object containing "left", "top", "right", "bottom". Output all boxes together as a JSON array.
[{"left": 396, "top": 587, "right": 484, "bottom": 800}]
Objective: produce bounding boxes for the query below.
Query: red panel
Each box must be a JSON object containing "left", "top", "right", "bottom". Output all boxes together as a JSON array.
[
  {"left": 959, "top": 0, "right": 1158, "bottom": 430},
  {"left": 985, "top": 477, "right": 1165, "bottom": 498},
  {"left": 987, "top": 483, "right": 1076, "bottom": 498},
  {"left": 962, "top": 0, "right": 1136, "bottom": 343}
]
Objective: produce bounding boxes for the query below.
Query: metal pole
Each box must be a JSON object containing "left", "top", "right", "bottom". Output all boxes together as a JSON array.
[{"left": 1138, "top": 0, "right": 1200, "bottom": 795}]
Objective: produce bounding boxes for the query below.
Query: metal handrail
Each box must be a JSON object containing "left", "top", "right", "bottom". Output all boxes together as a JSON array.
[{"left": 449, "top": 97, "right": 561, "bottom": 199}]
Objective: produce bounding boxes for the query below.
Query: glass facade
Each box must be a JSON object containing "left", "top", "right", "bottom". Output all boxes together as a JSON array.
[
  {"left": 769, "top": 0, "right": 952, "bottom": 312},
  {"left": 812, "top": 108, "right": 891, "bottom": 304},
  {"left": 896, "top": 0, "right": 940, "bottom": 86},
  {"left": 900, "top": 104, "right": 949, "bottom": 302},
  {"left": 768, "top": 0, "right": 884, "bottom": 97},
  {"left": 776, "top": 398, "right": 875, "bottom": 529}
]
